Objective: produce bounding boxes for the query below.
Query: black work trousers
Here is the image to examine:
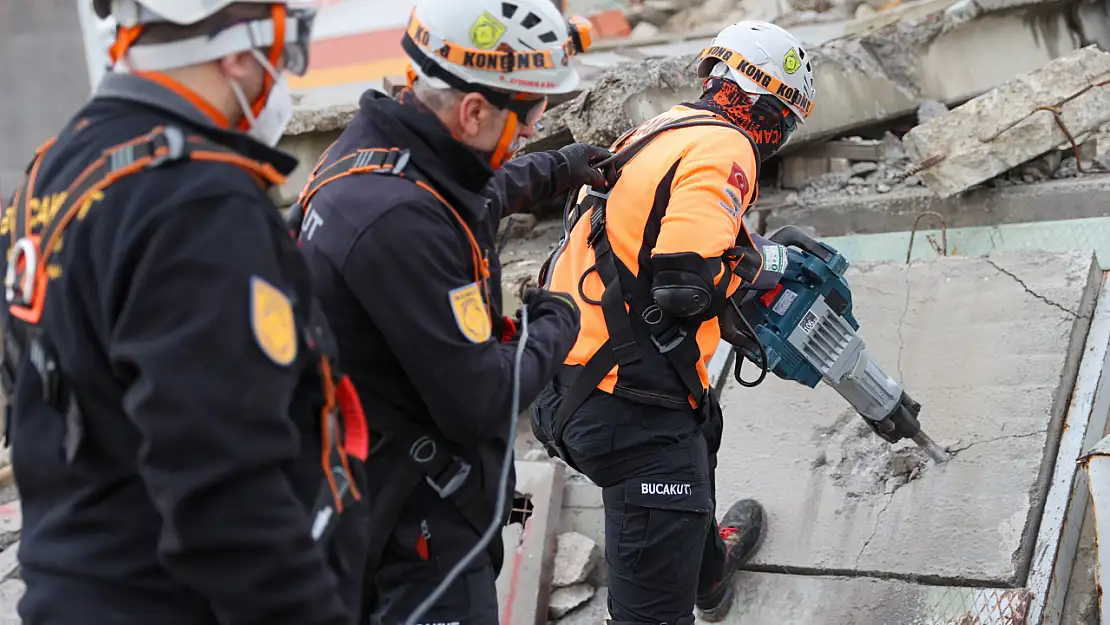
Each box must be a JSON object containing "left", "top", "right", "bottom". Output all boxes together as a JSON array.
[
  {"left": 368, "top": 563, "right": 499, "bottom": 625},
  {"left": 532, "top": 372, "right": 728, "bottom": 625}
]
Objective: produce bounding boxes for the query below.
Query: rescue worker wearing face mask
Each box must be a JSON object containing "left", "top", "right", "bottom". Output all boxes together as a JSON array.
[
  {"left": 531, "top": 21, "right": 817, "bottom": 625},
  {"left": 286, "top": 0, "right": 610, "bottom": 622},
  {"left": 0, "top": 2, "right": 372, "bottom": 624}
]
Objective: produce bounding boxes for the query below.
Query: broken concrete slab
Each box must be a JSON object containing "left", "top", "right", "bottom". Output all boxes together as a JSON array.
[
  {"left": 765, "top": 173, "right": 1110, "bottom": 237},
  {"left": 714, "top": 250, "right": 1100, "bottom": 584},
  {"left": 555, "top": 586, "right": 608, "bottom": 625},
  {"left": 552, "top": 532, "right": 600, "bottom": 587},
  {"left": 549, "top": 583, "right": 596, "bottom": 619},
  {"left": 495, "top": 521, "right": 526, "bottom": 614},
  {"left": 495, "top": 461, "right": 565, "bottom": 625},
  {"left": 903, "top": 46, "right": 1110, "bottom": 198},
  {"left": 697, "top": 571, "right": 1031, "bottom": 625}
]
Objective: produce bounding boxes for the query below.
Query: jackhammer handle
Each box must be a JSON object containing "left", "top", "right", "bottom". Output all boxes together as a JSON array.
[{"left": 767, "top": 225, "right": 834, "bottom": 263}]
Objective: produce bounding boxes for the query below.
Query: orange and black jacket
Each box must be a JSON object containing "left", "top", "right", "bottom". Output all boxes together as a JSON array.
[
  {"left": 546, "top": 104, "right": 760, "bottom": 407},
  {"left": 0, "top": 73, "right": 362, "bottom": 625},
  {"left": 294, "top": 90, "right": 579, "bottom": 574}
]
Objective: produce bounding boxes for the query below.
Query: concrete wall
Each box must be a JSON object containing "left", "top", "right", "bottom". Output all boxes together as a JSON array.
[{"left": 0, "top": 0, "right": 92, "bottom": 198}]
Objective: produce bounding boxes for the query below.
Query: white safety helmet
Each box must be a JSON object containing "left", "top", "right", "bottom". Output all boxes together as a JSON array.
[
  {"left": 696, "top": 21, "right": 816, "bottom": 124},
  {"left": 402, "top": 0, "right": 592, "bottom": 96},
  {"left": 91, "top": 0, "right": 315, "bottom": 77}
]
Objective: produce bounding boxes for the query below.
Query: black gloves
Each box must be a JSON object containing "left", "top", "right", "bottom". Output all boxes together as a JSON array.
[
  {"left": 556, "top": 143, "right": 612, "bottom": 189},
  {"left": 521, "top": 286, "right": 580, "bottom": 325}
]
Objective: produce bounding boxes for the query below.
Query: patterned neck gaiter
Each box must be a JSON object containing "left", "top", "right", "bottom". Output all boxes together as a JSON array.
[{"left": 686, "top": 77, "right": 794, "bottom": 161}]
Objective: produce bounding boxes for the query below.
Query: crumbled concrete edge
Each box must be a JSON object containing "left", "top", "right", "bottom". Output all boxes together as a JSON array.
[
  {"left": 549, "top": 583, "right": 596, "bottom": 619},
  {"left": 286, "top": 103, "right": 360, "bottom": 137},
  {"left": 1009, "top": 249, "right": 1101, "bottom": 582}
]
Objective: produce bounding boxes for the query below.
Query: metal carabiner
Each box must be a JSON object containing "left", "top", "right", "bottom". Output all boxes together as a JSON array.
[{"left": 5, "top": 237, "right": 39, "bottom": 306}]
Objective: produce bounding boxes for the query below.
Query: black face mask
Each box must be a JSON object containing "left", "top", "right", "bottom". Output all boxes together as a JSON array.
[{"left": 686, "top": 77, "right": 798, "bottom": 161}]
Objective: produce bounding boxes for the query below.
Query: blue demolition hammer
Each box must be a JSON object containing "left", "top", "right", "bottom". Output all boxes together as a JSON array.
[{"left": 723, "top": 226, "right": 949, "bottom": 463}]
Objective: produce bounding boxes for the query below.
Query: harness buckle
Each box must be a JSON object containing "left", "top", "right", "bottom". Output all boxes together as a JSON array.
[
  {"left": 651, "top": 325, "right": 688, "bottom": 354},
  {"left": 586, "top": 186, "right": 610, "bottom": 201},
  {"left": 384, "top": 148, "right": 411, "bottom": 175},
  {"left": 428, "top": 455, "right": 472, "bottom": 499},
  {"left": 408, "top": 434, "right": 472, "bottom": 498},
  {"left": 5, "top": 236, "right": 46, "bottom": 324},
  {"left": 587, "top": 202, "right": 607, "bottom": 247},
  {"left": 146, "top": 126, "right": 186, "bottom": 169}
]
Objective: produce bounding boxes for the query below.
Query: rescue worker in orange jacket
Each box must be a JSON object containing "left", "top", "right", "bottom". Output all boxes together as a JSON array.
[{"left": 531, "top": 20, "right": 818, "bottom": 625}]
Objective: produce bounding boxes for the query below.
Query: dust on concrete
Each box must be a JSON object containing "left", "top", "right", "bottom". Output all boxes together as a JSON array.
[{"left": 811, "top": 408, "right": 931, "bottom": 500}]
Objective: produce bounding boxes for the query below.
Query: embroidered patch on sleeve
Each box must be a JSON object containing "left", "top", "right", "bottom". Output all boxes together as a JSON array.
[
  {"left": 727, "top": 162, "right": 750, "bottom": 197},
  {"left": 718, "top": 186, "right": 745, "bottom": 221},
  {"left": 250, "top": 275, "right": 298, "bottom": 366},
  {"left": 448, "top": 282, "right": 492, "bottom": 344}
]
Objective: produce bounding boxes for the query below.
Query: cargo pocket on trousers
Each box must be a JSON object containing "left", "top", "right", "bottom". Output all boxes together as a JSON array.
[{"left": 611, "top": 476, "right": 713, "bottom": 588}]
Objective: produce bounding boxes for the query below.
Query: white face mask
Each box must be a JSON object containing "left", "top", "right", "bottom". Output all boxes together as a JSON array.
[{"left": 231, "top": 50, "right": 294, "bottom": 147}]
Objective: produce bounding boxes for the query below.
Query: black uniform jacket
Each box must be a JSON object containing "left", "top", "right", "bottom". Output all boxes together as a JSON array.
[
  {"left": 296, "top": 90, "right": 579, "bottom": 578},
  {"left": 0, "top": 73, "right": 364, "bottom": 625}
]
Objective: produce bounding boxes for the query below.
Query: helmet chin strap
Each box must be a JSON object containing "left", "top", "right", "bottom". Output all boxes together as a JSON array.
[
  {"left": 239, "top": 4, "right": 287, "bottom": 132},
  {"left": 488, "top": 114, "right": 519, "bottom": 170}
]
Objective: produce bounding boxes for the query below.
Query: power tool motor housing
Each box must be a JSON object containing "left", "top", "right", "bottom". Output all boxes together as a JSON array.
[{"left": 732, "top": 227, "right": 924, "bottom": 443}]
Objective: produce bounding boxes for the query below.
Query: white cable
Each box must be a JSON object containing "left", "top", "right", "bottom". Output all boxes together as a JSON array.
[{"left": 401, "top": 304, "right": 530, "bottom": 625}]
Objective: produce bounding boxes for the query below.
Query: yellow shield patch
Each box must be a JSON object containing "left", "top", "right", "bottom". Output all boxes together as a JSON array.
[
  {"left": 250, "top": 275, "right": 298, "bottom": 366},
  {"left": 449, "top": 282, "right": 492, "bottom": 344},
  {"left": 469, "top": 11, "right": 507, "bottom": 50},
  {"left": 783, "top": 47, "right": 801, "bottom": 75}
]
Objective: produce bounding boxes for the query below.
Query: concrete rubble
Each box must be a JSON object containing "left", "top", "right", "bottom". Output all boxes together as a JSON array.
[
  {"left": 524, "top": 0, "right": 1093, "bottom": 156},
  {"left": 545, "top": 532, "right": 602, "bottom": 620},
  {"left": 552, "top": 532, "right": 601, "bottom": 587},
  {"left": 555, "top": 586, "right": 609, "bottom": 625},
  {"left": 903, "top": 46, "right": 1110, "bottom": 198},
  {"left": 549, "top": 583, "right": 596, "bottom": 619}
]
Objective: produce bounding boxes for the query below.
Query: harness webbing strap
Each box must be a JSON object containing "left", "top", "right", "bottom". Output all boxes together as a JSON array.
[{"left": 286, "top": 147, "right": 410, "bottom": 239}]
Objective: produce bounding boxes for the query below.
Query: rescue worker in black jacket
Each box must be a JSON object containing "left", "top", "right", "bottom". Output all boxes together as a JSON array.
[
  {"left": 0, "top": 2, "right": 370, "bottom": 624},
  {"left": 286, "top": 0, "right": 609, "bottom": 622}
]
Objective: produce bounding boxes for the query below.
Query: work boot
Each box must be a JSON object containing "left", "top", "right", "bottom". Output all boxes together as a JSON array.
[{"left": 694, "top": 499, "right": 765, "bottom": 622}]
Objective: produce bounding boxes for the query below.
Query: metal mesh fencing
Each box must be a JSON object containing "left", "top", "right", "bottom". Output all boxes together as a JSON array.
[{"left": 918, "top": 587, "right": 1033, "bottom": 625}]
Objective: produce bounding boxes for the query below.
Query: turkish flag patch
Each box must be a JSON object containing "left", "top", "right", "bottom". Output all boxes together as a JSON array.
[{"left": 727, "top": 162, "right": 750, "bottom": 196}]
